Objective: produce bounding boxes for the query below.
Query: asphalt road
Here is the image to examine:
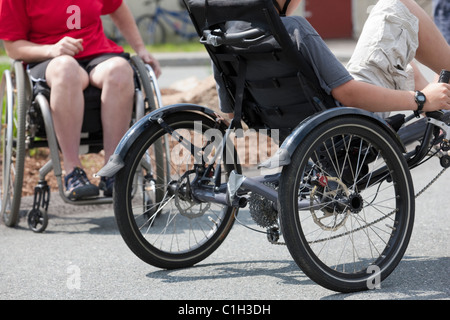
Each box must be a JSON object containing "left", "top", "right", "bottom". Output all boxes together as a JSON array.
[{"left": 0, "top": 155, "right": 449, "bottom": 301}]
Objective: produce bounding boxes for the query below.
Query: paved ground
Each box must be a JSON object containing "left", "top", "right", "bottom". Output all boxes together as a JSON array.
[{"left": 1, "top": 40, "right": 448, "bottom": 301}]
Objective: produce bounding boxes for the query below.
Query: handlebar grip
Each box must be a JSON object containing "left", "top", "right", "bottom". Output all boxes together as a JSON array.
[{"left": 439, "top": 70, "right": 450, "bottom": 84}]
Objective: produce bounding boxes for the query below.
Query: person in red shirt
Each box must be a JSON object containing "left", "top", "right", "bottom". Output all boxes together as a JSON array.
[{"left": 0, "top": 0, "right": 161, "bottom": 199}]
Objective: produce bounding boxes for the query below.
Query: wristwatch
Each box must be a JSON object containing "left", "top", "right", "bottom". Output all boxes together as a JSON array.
[{"left": 414, "top": 90, "right": 426, "bottom": 118}]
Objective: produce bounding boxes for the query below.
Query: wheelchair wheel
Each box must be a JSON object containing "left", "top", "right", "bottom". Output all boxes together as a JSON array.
[
  {"left": 130, "top": 55, "right": 157, "bottom": 113},
  {"left": 0, "top": 61, "right": 31, "bottom": 227},
  {"left": 113, "top": 112, "right": 239, "bottom": 269},
  {"left": 279, "top": 116, "right": 415, "bottom": 293},
  {"left": 129, "top": 55, "right": 166, "bottom": 209}
]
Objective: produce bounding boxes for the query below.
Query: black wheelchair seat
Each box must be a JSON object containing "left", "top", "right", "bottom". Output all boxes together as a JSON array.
[
  {"left": 32, "top": 82, "right": 103, "bottom": 131},
  {"left": 29, "top": 82, "right": 103, "bottom": 153}
]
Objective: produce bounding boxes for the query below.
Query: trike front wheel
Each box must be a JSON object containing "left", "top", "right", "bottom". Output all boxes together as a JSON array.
[{"left": 279, "top": 116, "right": 415, "bottom": 293}]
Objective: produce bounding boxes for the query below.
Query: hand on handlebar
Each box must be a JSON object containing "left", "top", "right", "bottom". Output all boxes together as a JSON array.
[{"left": 422, "top": 82, "right": 450, "bottom": 112}]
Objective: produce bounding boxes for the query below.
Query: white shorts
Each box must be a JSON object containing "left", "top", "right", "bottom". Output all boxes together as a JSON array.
[{"left": 346, "top": 0, "right": 419, "bottom": 117}]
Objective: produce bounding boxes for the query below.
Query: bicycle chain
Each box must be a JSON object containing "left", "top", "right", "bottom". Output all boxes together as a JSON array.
[{"left": 270, "top": 166, "right": 448, "bottom": 246}]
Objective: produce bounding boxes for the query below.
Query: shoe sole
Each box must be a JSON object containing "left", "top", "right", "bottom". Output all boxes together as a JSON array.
[{"left": 65, "top": 185, "right": 100, "bottom": 200}]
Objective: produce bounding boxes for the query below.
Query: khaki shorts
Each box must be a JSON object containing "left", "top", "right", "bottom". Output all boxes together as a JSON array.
[{"left": 346, "top": 0, "right": 419, "bottom": 117}]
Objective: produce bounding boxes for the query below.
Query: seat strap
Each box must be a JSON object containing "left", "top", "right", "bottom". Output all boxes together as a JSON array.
[
  {"left": 272, "top": 0, "right": 291, "bottom": 17},
  {"left": 231, "top": 57, "right": 247, "bottom": 134}
]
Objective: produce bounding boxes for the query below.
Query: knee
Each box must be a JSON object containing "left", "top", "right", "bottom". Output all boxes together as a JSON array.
[
  {"left": 46, "top": 56, "right": 86, "bottom": 88},
  {"left": 102, "top": 58, "right": 134, "bottom": 92}
]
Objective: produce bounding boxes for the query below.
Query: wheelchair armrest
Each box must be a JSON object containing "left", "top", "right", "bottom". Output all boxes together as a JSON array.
[{"left": 201, "top": 28, "right": 267, "bottom": 47}]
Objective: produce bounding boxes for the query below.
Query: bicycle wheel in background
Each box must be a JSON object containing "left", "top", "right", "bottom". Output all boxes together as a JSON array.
[
  {"left": 113, "top": 112, "right": 240, "bottom": 269},
  {"left": 279, "top": 116, "right": 415, "bottom": 293},
  {"left": 136, "top": 14, "right": 167, "bottom": 45}
]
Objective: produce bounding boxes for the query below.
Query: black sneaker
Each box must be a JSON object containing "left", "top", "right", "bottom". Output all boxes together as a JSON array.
[
  {"left": 64, "top": 167, "right": 99, "bottom": 200},
  {"left": 99, "top": 176, "right": 114, "bottom": 197}
]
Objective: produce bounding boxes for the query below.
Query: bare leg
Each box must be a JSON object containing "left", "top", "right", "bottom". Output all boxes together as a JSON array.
[
  {"left": 89, "top": 57, "right": 134, "bottom": 164},
  {"left": 400, "top": 0, "right": 450, "bottom": 73},
  {"left": 46, "top": 55, "right": 89, "bottom": 173}
]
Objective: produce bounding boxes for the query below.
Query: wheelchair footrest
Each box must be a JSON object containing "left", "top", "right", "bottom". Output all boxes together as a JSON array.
[
  {"left": 27, "top": 180, "right": 50, "bottom": 233},
  {"left": 32, "top": 181, "right": 50, "bottom": 211}
]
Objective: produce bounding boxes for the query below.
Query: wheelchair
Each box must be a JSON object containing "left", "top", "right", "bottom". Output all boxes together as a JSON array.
[
  {"left": 0, "top": 55, "right": 162, "bottom": 233},
  {"left": 97, "top": 0, "right": 450, "bottom": 293}
]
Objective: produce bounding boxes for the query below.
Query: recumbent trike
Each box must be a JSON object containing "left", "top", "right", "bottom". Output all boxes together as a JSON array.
[{"left": 97, "top": 0, "right": 450, "bottom": 293}]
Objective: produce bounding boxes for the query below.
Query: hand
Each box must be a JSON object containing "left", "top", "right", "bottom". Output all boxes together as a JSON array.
[
  {"left": 422, "top": 82, "right": 450, "bottom": 111},
  {"left": 49, "top": 37, "right": 84, "bottom": 58},
  {"left": 137, "top": 49, "right": 162, "bottom": 78}
]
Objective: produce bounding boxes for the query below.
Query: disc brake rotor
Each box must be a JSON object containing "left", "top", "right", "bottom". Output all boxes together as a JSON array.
[
  {"left": 174, "top": 173, "right": 210, "bottom": 219},
  {"left": 310, "top": 176, "right": 350, "bottom": 231}
]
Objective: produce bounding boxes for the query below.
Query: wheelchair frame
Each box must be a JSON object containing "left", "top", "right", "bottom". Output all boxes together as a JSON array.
[
  {"left": 95, "top": 0, "right": 450, "bottom": 293},
  {"left": 0, "top": 56, "right": 163, "bottom": 232}
]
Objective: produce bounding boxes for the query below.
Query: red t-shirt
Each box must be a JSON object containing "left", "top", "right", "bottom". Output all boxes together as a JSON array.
[{"left": 0, "top": 0, "right": 124, "bottom": 60}]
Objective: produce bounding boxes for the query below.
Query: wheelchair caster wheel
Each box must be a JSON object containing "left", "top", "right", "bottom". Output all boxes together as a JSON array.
[{"left": 27, "top": 208, "right": 48, "bottom": 233}]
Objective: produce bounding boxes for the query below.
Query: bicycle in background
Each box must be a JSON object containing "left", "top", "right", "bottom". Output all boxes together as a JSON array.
[{"left": 136, "top": 0, "right": 197, "bottom": 45}]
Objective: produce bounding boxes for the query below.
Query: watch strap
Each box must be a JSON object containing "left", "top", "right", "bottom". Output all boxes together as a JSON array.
[{"left": 414, "top": 91, "right": 425, "bottom": 118}]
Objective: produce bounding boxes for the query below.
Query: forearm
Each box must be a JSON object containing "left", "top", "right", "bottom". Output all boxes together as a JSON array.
[
  {"left": 3, "top": 40, "right": 52, "bottom": 63},
  {"left": 110, "top": 3, "right": 146, "bottom": 55},
  {"left": 410, "top": 61, "right": 430, "bottom": 91},
  {"left": 332, "top": 80, "right": 416, "bottom": 113}
]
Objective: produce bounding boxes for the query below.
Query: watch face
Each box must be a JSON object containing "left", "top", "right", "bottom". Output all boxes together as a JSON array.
[{"left": 416, "top": 92, "right": 426, "bottom": 103}]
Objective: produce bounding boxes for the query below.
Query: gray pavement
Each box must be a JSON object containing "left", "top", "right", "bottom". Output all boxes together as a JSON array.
[
  {"left": 1, "top": 40, "right": 449, "bottom": 301},
  {"left": 1, "top": 159, "right": 449, "bottom": 300}
]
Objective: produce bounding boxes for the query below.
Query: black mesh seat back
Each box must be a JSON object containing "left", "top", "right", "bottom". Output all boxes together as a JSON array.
[{"left": 185, "top": 0, "right": 335, "bottom": 133}]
